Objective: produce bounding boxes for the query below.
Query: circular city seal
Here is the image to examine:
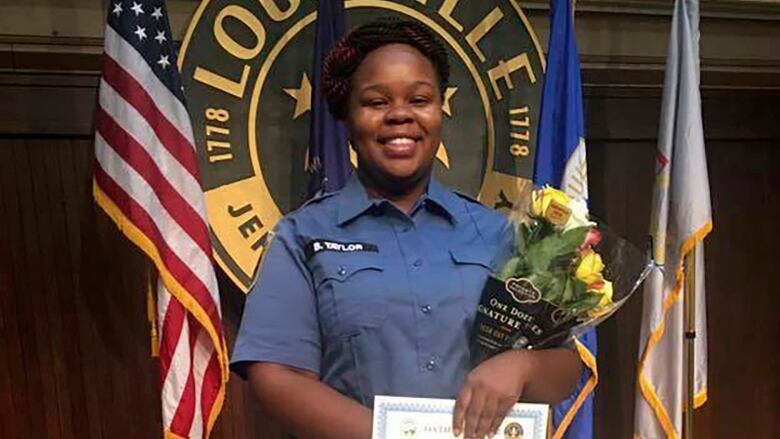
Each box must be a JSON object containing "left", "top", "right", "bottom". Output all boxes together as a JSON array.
[{"left": 179, "top": 0, "right": 545, "bottom": 291}]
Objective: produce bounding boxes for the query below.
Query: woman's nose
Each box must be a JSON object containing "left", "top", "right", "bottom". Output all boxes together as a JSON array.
[{"left": 384, "top": 103, "right": 413, "bottom": 124}]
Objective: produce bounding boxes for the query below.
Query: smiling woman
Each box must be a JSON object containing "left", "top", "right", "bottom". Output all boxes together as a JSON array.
[
  {"left": 230, "top": 18, "right": 580, "bottom": 439},
  {"left": 345, "top": 43, "right": 443, "bottom": 204}
]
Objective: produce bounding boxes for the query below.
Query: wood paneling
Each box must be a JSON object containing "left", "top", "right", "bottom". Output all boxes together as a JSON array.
[
  {"left": 0, "top": 137, "right": 286, "bottom": 438},
  {"left": 589, "top": 95, "right": 780, "bottom": 438}
]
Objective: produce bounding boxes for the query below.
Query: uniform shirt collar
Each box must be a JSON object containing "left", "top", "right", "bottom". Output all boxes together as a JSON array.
[
  {"left": 423, "top": 177, "right": 459, "bottom": 224},
  {"left": 337, "top": 174, "right": 376, "bottom": 226},
  {"left": 337, "top": 174, "right": 459, "bottom": 226}
]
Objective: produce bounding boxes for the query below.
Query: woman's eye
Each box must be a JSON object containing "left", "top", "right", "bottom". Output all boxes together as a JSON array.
[{"left": 411, "top": 96, "right": 431, "bottom": 105}]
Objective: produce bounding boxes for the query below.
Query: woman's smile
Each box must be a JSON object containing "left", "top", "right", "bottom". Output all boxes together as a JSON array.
[{"left": 379, "top": 134, "right": 423, "bottom": 158}]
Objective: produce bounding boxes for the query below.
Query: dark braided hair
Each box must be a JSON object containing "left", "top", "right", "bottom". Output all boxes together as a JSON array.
[{"left": 322, "top": 18, "right": 450, "bottom": 120}]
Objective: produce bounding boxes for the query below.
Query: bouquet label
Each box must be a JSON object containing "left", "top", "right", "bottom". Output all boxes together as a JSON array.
[
  {"left": 505, "top": 277, "right": 543, "bottom": 304},
  {"left": 473, "top": 276, "right": 576, "bottom": 359}
]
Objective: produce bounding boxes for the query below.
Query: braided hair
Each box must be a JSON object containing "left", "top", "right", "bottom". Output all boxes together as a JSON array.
[{"left": 321, "top": 18, "right": 450, "bottom": 120}]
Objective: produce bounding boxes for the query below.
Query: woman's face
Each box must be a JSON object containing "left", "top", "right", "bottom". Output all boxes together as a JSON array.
[{"left": 346, "top": 43, "right": 442, "bottom": 191}]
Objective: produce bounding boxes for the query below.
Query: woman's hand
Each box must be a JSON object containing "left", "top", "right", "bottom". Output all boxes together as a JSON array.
[
  {"left": 452, "top": 347, "right": 581, "bottom": 438},
  {"left": 452, "top": 350, "right": 531, "bottom": 439}
]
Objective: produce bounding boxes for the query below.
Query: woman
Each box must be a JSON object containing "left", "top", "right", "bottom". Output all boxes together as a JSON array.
[{"left": 231, "top": 19, "right": 580, "bottom": 439}]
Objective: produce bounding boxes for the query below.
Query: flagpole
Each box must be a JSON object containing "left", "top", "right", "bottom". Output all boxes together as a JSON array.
[{"left": 683, "top": 246, "right": 697, "bottom": 438}]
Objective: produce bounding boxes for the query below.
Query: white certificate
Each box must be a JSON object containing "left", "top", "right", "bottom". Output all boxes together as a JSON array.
[{"left": 372, "top": 395, "right": 549, "bottom": 439}]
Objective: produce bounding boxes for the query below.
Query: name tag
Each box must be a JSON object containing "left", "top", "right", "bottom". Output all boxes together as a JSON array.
[{"left": 305, "top": 239, "right": 379, "bottom": 259}]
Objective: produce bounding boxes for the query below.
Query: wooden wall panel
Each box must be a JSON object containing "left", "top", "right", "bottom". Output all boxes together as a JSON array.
[
  {"left": 588, "top": 94, "right": 780, "bottom": 439},
  {"left": 0, "top": 137, "right": 287, "bottom": 438}
]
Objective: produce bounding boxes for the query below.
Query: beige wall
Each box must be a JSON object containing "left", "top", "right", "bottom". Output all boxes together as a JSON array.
[
  {"left": 0, "top": 0, "right": 777, "bottom": 135},
  {"left": 0, "top": 0, "right": 196, "bottom": 39},
  {"left": 1, "top": 0, "right": 779, "bottom": 77}
]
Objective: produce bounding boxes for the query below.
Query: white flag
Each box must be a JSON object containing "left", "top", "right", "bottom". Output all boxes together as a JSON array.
[{"left": 634, "top": 1, "right": 712, "bottom": 438}]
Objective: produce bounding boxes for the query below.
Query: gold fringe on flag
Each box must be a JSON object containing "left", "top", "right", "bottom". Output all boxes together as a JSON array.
[{"left": 146, "top": 267, "right": 159, "bottom": 358}]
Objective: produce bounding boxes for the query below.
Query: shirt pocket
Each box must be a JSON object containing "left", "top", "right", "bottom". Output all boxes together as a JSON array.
[
  {"left": 449, "top": 247, "right": 495, "bottom": 316},
  {"left": 310, "top": 253, "right": 389, "bottom": 340}
]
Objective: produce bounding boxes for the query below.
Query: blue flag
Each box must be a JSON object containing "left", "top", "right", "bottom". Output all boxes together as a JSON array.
[
  {"left": 308, "top": 0, "right": 351, "bottom": 196},
  {"left": 534, "top": 0, "right": 597, "bottom": 438}
]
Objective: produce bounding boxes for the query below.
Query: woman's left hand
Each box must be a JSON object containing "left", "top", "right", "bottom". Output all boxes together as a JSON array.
[{"left": 452, "top": 349, "right": 532, "bottom": 439}]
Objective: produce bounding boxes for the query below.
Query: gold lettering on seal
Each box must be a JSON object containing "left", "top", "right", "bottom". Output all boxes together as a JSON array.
[
  {"left": 438, "top": 0, "right": 464, "bottom": 32},
  {"left": 487, "top": 53, "right": 537, "bottom": 101},
  {"left": 229, "top": 203, "right": 269, "bottom": 251},
  {"left": 193, "top": 5, "right": 266, "bottom": 98},
  {"left": 259, "top": 0, "right": 301, "bottom": 22},
  {"left": 465, "top": 7, "right": 505, "bottom": 63}
]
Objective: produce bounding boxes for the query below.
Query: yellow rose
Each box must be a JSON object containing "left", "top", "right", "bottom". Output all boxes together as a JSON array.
[
  {"left": 588, "top": 280, "right": 614, "bottom": 318},
  {"left": 575, "top": 249, "right": 605, "bottom": 285},
  {"left": 531, "top": 186, "right": 571, "bottom": 219},
  {"left": 591, "top": 280, "right": 613, "bottom": 307}
]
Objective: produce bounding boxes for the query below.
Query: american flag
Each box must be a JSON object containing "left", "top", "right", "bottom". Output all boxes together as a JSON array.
[{"left": 93, "top": 1, "right": 228, "bottom": 437}]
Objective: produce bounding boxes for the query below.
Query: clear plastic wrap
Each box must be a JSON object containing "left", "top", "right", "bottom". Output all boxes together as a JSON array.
[{"left": 471, "top": 187, "right": 653, "bottom": 361}]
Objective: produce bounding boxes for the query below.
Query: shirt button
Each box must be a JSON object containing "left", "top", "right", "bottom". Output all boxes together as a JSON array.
[
  {"left": 425, "top": 359, "right": 436, "bottom": 371},
  {"left": 421, "top": 305, "right": 432, "bottom": 314},
  {"left": 338, "top": 265, "right": 347, "bottom": 276},
  {"left": 413, "top": 259, "right": 423, "bottom": 267}
]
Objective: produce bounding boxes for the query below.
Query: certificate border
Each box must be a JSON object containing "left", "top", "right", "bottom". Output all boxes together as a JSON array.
[{"left": 373, "top": 396, "right": 548, "bottom": 439}]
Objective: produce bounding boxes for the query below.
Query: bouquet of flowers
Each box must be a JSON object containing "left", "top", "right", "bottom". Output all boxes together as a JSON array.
[{"left": 472, "top": 186, "right": 652, "bottom": 359}]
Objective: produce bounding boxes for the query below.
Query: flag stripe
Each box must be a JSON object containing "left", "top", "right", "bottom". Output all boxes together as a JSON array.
[
  {"left": 98, "top": 78, "right": 207, "bottom": 223},
  {"left": 169, "top": 331, "right": 197, "bottom": 435},
  {"left": 101, "top": 54, "right": 200, "bottom": 179},
  {"left": 103, "top": 24, "right": 195, "bottom": 145},
  {"left": 93, "top": 165, "right": 217, "bottom": 328},
  {"left": 187, "top": 328, "right": 213, "bottom": 438},
  {"left": 93, "top": 162, "right": 221, "bottom": 334},
  {"left": 94, "top": 134, "right": 216, "bottom": 299},
  {"left": 95, "top": 108, "right": 211, "bottom": 255},
  {"left": 158, "top": 287, "right": 187, "bottom": 386},
  {"left": 200, "top": 352, "right": 223, "bottom": 432},
  {"left": 160, "top": 294, "right": 192, "bottom": 426}
]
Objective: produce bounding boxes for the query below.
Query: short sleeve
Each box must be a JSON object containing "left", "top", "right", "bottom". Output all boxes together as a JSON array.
[{"left": 230, "top": 218, "right": 321, "bottom": 378}]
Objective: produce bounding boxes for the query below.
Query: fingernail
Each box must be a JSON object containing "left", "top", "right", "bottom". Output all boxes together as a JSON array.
[{"left": 453, "top": 427, "right": 461, "bottom": 437}]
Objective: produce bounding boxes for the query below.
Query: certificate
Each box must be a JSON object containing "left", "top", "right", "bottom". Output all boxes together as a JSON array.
[{"left": 372, "top": 396, "right": 549, "bottom": 439}]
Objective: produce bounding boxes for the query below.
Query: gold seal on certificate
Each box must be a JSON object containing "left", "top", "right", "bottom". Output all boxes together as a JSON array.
[{"left": 372, "top": 396, "right": 549, "bottom": 439}]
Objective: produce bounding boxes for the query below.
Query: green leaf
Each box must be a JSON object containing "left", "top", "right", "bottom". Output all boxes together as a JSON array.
[
  {"left": 562, "top": 276, "right": 576, "bottom": 302},
  {"left": 498, "top": 257, "right": 522, "bottom": 281},
  {"left": 560, "top": 227, "right": 590, "bottom": 252},
  {"left": 562, "top": 292, "right": 604, "bottom": 313},
  {"left": 535, "top": 273, "right": 563, "bottom": 302}
]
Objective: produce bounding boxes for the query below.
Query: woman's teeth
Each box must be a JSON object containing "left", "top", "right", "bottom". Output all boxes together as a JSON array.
[{"left": 386, "top": 137, "right": 416, "bottom": 146}]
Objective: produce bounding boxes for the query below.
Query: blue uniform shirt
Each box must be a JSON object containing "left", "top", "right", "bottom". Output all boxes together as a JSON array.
[{"left": 231, "top": 175, "right": 514, "bottom": 406}]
